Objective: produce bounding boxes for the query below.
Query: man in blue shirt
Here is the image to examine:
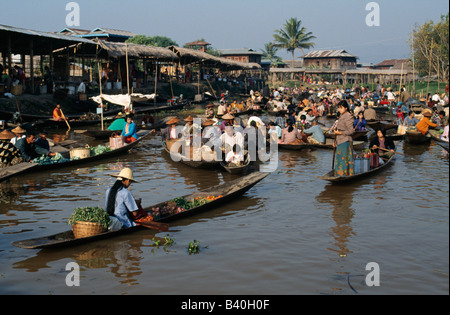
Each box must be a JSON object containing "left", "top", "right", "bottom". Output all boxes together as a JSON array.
[{"left": 303, "top": 120, "right": 325, "bottom": 144}]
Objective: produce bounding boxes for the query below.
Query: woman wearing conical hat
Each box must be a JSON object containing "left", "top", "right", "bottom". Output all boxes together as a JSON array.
[{"left": 105, "top": 168, "right": 145, "bottom": 229}]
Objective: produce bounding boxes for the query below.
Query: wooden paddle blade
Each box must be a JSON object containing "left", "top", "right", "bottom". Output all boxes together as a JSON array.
[{"left": 138, "top": 221, "right": 169, "bottom": 232}]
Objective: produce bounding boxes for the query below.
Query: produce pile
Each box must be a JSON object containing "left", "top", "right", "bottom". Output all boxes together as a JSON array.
[
  {"left": 150, "top": 195, "right": 223, "bottom": 219},
  {"left": 67, "top": 206, "right": 111, "bottom": 228},
  {"left": 32, "top": 152, "right": 70, "bottom": 165},
  {"left": 90, "top": 145, "right": 112, "bottom": 156}
]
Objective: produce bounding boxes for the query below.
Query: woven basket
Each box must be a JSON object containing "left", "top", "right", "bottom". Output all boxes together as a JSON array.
[{"left": 72, "top": 221, "right": 107, "bottom": 239}]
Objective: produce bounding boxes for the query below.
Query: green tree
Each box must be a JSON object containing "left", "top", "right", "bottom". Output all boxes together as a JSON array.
[
  {"left": 127, "top": 35, "right": 178, "bottom": 47},
  {"left": 272, "top": 17, "right": 315, "bottom": 68},
  {"left": 410, "top": 13, "right": 449, "bottom": 82},
  {"left": 261, "top": 42, "right": 282, "bottom": 67}
]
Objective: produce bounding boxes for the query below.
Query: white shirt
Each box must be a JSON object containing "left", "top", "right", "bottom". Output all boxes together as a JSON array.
[
  {"left": 226, "top": 151, "right": 244, "bottom": 163},
  {"left": 77, "top": 82, "right": 86, "bottom": 94}
]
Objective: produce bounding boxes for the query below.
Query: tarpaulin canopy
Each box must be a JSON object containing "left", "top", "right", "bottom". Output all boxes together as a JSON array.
[{"left": 91, "top": 93, "right": 156, "bottom": 107}]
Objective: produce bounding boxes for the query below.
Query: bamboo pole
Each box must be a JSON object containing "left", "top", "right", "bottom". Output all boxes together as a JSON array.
[
  {"left": 97, "top": 60, "right": 104, "bottom": 131},
  {"left": 398, "top": 63, "right": 404, "bottom": 98},
  {"left": 126, "top": 43, "right": 130, "bottom": 96},
  {"left": 426, "top": 38, "right": 433, "bottom": 97},
  {"left": 154, "top": 62, "right": 158, "bottom": 106}
]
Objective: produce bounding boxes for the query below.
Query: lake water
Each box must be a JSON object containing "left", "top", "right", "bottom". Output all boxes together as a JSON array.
[{"left": 0, "top": 117, "right": 448, "bottom": 296}]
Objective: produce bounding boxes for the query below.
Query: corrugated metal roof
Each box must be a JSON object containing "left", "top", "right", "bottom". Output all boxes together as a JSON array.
[
  {"left": 302, "top": 49, "right": 357, "bottom": 59},
  {"left": 0, "top": 24, "right": 95, "bottom": 44}
]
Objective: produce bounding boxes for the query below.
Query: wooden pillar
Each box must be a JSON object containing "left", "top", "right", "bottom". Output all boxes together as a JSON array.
[
  {"left": 7, "top": 34, "right": 12, "bottom": 73},
  {"left": 30, "top": 40, "right": 34, "bottom": 94}
]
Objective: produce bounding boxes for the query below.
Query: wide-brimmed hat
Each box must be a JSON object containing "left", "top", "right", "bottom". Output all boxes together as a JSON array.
[
  {"left": 184, "top": 115, "right": 194, "bottom": 122},
  {"left": 422, "top": 108, "right": 432, "bottom": 117},
  {"left": 206, "top": 103, "right": 214, "bottom": 108},
  {"left": 0, "top": 129, "right": 16, "bottom": 140},
  {"left": 202, "top": 119, "right": 216, "bottom": 127},
  {"left": 222, "top": 113, "right": 234, "bottom": 120},
  {"left": 111, "top": 168, "right": 138, "bottom": 182},
  {"left": 166, "top": 117, "right": 180, "bottom": 125},
  {"left": 11, "top": 126, "right": 26, "bottom": 134}
]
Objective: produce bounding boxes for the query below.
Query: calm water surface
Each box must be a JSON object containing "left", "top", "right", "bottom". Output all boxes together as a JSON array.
[{"left": 0, "top": 120, "right": 448, "bottom": 295}]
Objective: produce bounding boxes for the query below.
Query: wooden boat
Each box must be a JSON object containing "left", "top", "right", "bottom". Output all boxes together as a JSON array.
[
  {"left": 162, "top": 139, "right": 221, "bottom": 169},
  {"left": 366, "top": 120, "right": 397, "bottom": 131},
  {"left": 11, "top": 172, "right": 269, "bottom": 249},
  {"left": 323, "top": 128, "right": 370, "bottom": 141},
  {"left": 0, "top": 130, "right": 151, "bottom": 183},
  {"left": 317, "top": 155, "right": 395, "bottom": 183},
  {"left": 279, "top": 139, "right": 365, "bottom": 151},
  {"left": 428, "top": 129, "right": 446, "bottom": 144},
  {"left": 436, "top": 141, "right": 449, "bottom": 152},
  {"left": 404, "top": 130, "right": 431, "bottom": 144},
  {"left": 219, "top": 155, "right": 251, "bottom": 174}
]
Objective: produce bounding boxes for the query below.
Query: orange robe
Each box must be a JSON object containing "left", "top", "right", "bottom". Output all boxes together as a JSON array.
[{"left": 416, "top": 117, "right": 437, "bottom": 135}]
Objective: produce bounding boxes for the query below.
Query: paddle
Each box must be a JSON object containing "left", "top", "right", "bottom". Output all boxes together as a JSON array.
[
  {"left": 60, "top": 108, "right": 71, "bottom": 131},
  {"left": 375, "top": 146, "right": 404, "bottom": 156},
  {"left": 332, "top": 138, "right": 337, "bottom": 170}
]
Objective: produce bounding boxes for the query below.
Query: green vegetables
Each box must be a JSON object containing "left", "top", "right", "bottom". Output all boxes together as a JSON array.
[
  {"left": 67, "top": 206, "right": 111, "bottom": 229},
  {"left": 32, "top": 153, "right": 70, "bottom": 165},
  {"left": 90, "top": 145, "right": 111, "bottom": 156}
]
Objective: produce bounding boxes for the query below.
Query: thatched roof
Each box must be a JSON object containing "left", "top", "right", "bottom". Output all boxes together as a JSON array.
[
  {"left": 97, "top": 41, "right": 178, "bottom": 61},
  {"left": 168, "top": 46, "right": 261, "bottom": 71}
]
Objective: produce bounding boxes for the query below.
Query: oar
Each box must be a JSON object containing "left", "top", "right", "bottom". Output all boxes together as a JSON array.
[
  {"left": 60, "top": 108, "right": 71, "bottom": 131},
  {"left": 332, "top": 138, "right": 337, "bottom": 170},
  {"left": 136, "top": 220, "right": 169, "bottom": 232},
  {"left": 376, "top": 147, "right": 404, "bottom": 156}
]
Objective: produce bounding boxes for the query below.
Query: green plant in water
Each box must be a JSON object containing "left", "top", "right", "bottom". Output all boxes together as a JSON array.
[
  {"left": 67, "top": 207, "right": 111, "bottom": 229},
  {"left": 188, "top": 240, "right": 200, "bottom": 254}
]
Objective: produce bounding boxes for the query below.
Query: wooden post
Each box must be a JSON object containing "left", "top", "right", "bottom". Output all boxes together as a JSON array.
[
  {"left": 398, "top": 63, "right": 404, "bottom": 98},
  {"left": 426, "top": 38, "right": 433, "bottom": 97},
  {"left": 30, "top": 40, "right": 34, "bottom": 95},
  {"left": 154, "top": 62, "right": 158, "bottom": 106},
  {"left": 125, "top": 43, "right": 130, "bottom": 96}
]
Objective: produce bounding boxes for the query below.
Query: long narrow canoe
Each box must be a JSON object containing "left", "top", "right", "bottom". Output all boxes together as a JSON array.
[
  {"left": 162, "top": 139, "right": 221, "bottom": 169},
  {"left": 11, "top": 172, "right": 269, "bottom": 249},
  {"left": 404, "top": 130, "right": 431, "bottom": 144},
  {"left": 317, "top": 155, "right": 395, "bottom": 183},
  {"left": 0, "top": 130, "right": 151, "bottom": 183},
  {"left": 279, "top": 139, "right": 365, "bottom": 151},
  {"left": 436, "top": 141, "right": 449, "bottom": 152},
  {"left": 366, "top": 120, "right": 397, "bottom": 131},
  {"left": 323, "top": 128, "right": 370, "bottom": 141}
]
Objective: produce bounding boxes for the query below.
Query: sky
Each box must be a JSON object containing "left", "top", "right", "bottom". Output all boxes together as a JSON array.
[{"left": 1, "top": 0, "right": 448, "bottom": 64}]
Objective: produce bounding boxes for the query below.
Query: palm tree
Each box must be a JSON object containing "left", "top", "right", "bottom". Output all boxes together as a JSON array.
[
  {"left": 260, "top": 42, "right": 282, "bottom": 67},
  {"left": 273, "top": 18, "right": 316, "bottom": 68}
]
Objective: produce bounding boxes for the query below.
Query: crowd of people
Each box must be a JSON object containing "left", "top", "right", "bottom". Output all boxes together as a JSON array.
[{"left": 0, "top": 126, "right": 56, "bottom": 168}]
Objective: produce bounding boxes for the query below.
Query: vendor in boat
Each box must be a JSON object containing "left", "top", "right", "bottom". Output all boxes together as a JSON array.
[
  {"left": 0, "top": 129, "right": 24, "bottom": 168},
  {"left": 14, "top": 131, "right": 56, "bottom": 162},
  {"left": 108, "top": 112, "right": 126, "bottom": 131},
  {"left": 202, "top": 119, "right": 221, "bottom": 149},
  {"left": 34, "top": 131, "right": 50, "bottom": 151},
  {"left": 164, "top": 117, "right": 181, "bottom": 140},
  {"left": 182, "top": 115, "right": 196, "bottom": 140},
  {"left": 225, "top": 144, "right": 244, "bottom": 166},
  {"left": 281, "top": 120, "right": 303, "bottom": 144},
  {"left": 205, "top": 104, "right": 215, "bottom": 119},
  {"left": 303, "top": 120, "right": 325, "bottom": 144},
  {"left": 369, "top": 128, "right": 396, "bottom": 159},
  {"left": 220, "top": 113, "right": 235, "bottom": 133},
  {"left": 10, "top": 126, "right": 26, "bottom": 145},
  {"left": 52, "top": 104, "right": 67, "bottom": 121},
  {"left": 333, "top": 100, "right": 355, "bottom": 177},
  {"left": 106, "top": 168, "right": 146, "bottom": 229},
  {"left": 353, "top": 111, "right": 367, "bottom": 131},
  {"left": 121, "top": 114, "right": 138, "bottom": 144},
  {"left": 403, "top": 111, "right": 419, "bottom": 127},
  {"left": 416, "top": 109, "right": 438, "bottom": 135},
  {"left": 364, "top": 105, "right": 377, "bottom": 121}
]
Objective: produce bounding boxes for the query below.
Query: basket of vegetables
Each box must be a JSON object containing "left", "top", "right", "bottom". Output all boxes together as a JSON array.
[{"left": 68, "top": 207, "right": 111, "bottom": 239}]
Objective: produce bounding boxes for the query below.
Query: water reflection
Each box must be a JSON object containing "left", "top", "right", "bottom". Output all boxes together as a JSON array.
[{"left": 316, "top": 184, "right": 358, "bottom": 258}]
